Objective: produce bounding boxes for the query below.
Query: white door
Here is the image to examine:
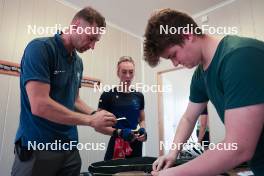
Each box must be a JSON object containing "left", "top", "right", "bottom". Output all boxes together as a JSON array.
[{"left": 160, "top": 67, "right": 197, "bottom": 155}]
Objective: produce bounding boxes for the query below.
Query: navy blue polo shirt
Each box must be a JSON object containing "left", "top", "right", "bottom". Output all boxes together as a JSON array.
[
  {"left": 98, "top": 88, "right": 145, "bottom": 129},
  {"left": 15, "top": 33, "right": 83, "bottom": 149}
]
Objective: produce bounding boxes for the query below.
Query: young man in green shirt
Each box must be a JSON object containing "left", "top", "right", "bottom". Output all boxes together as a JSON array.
[{"left": 144, "top": 8, "right": 264, "bottom": 176}]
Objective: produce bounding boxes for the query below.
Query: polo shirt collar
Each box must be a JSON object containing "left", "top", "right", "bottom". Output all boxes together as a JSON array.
[{"left": 54, "top": 31, "right": 77, "bottom": 59}]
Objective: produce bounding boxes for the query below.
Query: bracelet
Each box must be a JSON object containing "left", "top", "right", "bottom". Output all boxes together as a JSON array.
[{"left": 90, "top": 111, "right": 97, "bottom": 115}]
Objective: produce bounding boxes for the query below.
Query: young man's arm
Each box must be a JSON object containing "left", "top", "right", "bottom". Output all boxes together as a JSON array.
[
  {"left": 26, "top": 81, "right": 116, "bottom": 129},
  {"left": 153, "top": 103, "right": 264, "bottom": 176},
  {"left": 197, "top": 114, "right": 208, "bottom": 143},
  {"left": 153, "top": 101, "right": 207, "bottom": 171}
]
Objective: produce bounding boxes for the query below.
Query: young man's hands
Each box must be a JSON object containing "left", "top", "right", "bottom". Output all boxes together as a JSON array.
[{"left": 152, "top": 151, "right": 177, "bottom": 174}]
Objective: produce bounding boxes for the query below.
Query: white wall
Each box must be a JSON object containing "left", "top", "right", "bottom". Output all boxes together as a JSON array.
[
  {"left": 161, "top": 68, "right": 196, "bottom": 155},
  {"left": 0, "top": 0, "right": 142, "bottom": 174},
  {"left": 143, "top": 61, "right": 174, "bottom": 157}
]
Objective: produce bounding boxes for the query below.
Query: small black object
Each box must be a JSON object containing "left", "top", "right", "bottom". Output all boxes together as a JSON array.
[
  {"left": 88, "top": 157, "right": 157, "bottom": 175},
  {"left": 90, "top": 111, "right": 97, "bottom": 115},
  {"left": 15, "top": 141, "right": 33, "bottom": 162}
]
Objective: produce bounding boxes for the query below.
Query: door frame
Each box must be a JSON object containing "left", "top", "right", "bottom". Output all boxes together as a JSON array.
[{"left": 156, "top": 66, "right": 184, "bottom": 156}]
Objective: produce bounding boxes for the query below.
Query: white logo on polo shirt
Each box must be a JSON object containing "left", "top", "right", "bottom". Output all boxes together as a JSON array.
[
  {"left": 77, "top": 72, "right": 80, "bottom": 81},
  {"left": 53, "top": 70, "right": 65, "bottom": 75}
]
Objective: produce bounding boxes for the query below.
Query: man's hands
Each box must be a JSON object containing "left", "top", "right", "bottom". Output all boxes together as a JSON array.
[
  {"left": 89, "top": 110, "right": 116, "bottom": 132},
  {"left": 152, "top": 152, "right": 177, "bottom": 174}
]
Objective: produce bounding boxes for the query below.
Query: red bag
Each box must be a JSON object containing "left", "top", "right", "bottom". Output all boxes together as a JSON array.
[{"left": 113, "top": 137, "right": 133, "bottom": 159}]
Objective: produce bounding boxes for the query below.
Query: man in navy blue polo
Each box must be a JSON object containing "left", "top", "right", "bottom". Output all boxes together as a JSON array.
[{"left": 11, "top": 7, "right": 116, "bottom": 176}]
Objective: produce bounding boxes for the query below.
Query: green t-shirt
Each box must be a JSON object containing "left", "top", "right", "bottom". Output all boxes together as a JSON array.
[{"left": 189, "top": 35, "right": 264, "bottom": 175}]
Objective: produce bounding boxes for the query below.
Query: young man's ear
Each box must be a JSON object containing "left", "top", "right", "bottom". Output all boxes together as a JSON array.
[
  {"left": 182, "top": 34, "right": 194, "bottom": 42},
  {"left": 71, "top": 19, "right": 80, "bottom": 30}
]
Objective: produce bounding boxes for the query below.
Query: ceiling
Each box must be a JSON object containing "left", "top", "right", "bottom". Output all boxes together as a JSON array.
[{"left": 62, "top": 0, "right": 231, "bottom": 37}]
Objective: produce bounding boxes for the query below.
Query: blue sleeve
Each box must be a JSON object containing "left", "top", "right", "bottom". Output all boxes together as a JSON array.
[
  {"left": 140, "top": 93, "right": 145, "bottom": 110},
  {"left": 21, "top": 40, "right": 51, "bottom": 86},
  {"left": 98, "top": 92, "right": 111, "bottom": 111}
]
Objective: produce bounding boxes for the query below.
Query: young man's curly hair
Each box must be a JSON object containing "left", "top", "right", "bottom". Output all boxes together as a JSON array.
[{"left": 143, "top": 8, "right": 204, "bottom": 67}]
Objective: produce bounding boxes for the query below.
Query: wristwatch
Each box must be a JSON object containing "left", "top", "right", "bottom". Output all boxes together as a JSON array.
[{"left": 90, "top": 111, "right": 97, "bottom": 115}]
